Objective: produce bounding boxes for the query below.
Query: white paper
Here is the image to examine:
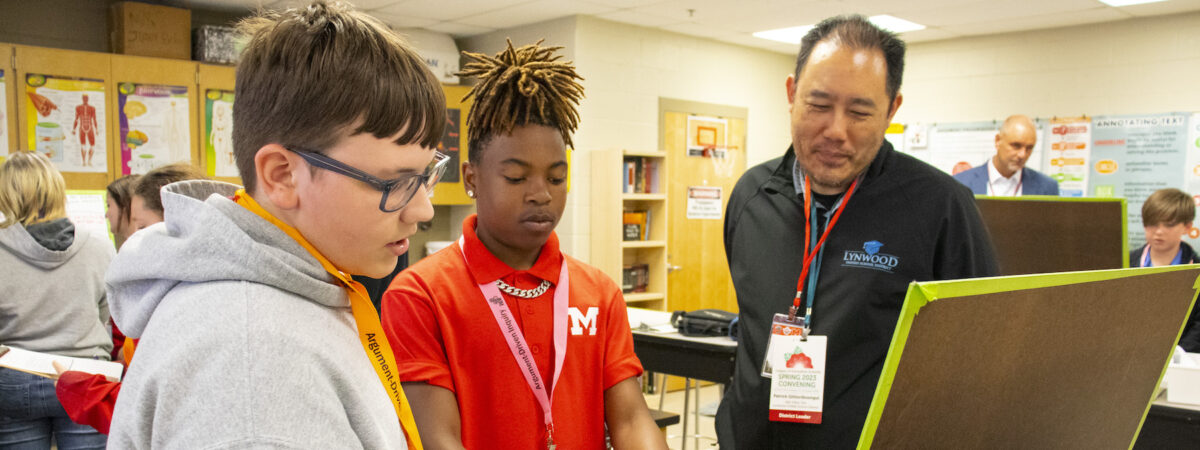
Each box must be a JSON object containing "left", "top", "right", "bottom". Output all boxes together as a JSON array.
[
  {"left": 0, "top": 345, "right": 122, "bottom": 381},
  {"left": 686, "top": 186, "right": 723, "bottom": 220}
]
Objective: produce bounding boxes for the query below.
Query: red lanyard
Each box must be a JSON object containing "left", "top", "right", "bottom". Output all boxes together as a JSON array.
[{"left": 789, "top": 176, "right": 859, "bottom": 323}]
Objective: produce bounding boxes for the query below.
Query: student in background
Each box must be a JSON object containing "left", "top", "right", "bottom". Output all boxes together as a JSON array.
[
  {"left": 103, "top": 1, "right": 445, "bottom": 447},
  {"left": 128, "top": 164, "right": 207, "bottom": 231},
  {"left": 104, "top": 175, "right": 140, "bottom": 249},
  {"left": 383, "top": 40, "right": 666, "bottom": 449},
  {"left": 0, "top": 151, "right": 113, "bottom": 449},
  {"left": 1131, "top": 188, "right": 1200, "bottom": 351}
]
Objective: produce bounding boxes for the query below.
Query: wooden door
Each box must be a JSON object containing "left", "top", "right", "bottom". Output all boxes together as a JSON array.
[{"left": 662, "top": 105, "right": 747, "bottom": 315}]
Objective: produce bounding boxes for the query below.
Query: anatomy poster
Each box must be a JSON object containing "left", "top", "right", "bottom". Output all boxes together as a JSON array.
[
  {"left": 25, "top": 74, "right": 107, "bottom": 173},
  {"left": 0, "top": 70, "right": 8, "bottom": 155},
  {"left": 119, "top": 83, "right": 191, "bottom": 175},
  {"left": 204, "top": 89, "right": 236, "bottom": 178}
]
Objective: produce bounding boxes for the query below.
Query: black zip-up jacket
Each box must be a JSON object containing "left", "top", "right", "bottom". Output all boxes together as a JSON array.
[{"left": 717, "top": 141, "right": 998, "bottom": 449}]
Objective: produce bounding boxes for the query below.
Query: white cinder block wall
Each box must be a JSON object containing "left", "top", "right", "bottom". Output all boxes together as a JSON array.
[
  {"left": 458, "top": 16, "right": 794, "bottom": 264},
  {"left": 896, "top": 11, "right": 1200, "bottom": 124}
]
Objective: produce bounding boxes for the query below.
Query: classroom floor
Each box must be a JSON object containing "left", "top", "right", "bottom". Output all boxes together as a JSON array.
[{"left": 643, "top": 383, "right": 722, "bottom": 450}]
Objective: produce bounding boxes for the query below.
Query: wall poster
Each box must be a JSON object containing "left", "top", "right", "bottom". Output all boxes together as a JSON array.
[
  {"left": 25, "top": 74, "right": 107, "bottom": 173},
  {"left": 204, "top": 89, "right": 236, "bottom": 178},
  {"left": 118, "top": 82, "right": 190, "bottom": 175},
  {"left": 1042, "top": 117, "right": 1091, "bottom": 197}
]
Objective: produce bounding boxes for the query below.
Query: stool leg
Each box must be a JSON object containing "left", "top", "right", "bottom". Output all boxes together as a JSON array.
[
  {"left": 680, "top": 378, "right": 691, "bottom": 450},
  {"left": 693, "top": 382, "right": 701, "bottom": 450},
  {"left": 658, "top": 374, "right": 667, "bottom": 411}
]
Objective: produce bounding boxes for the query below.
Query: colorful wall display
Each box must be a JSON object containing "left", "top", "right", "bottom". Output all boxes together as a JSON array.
[
  {"left": 1088, "top": 113, "right": 1190, "bottom": 248},
  {"left": 118, "top": 82, "right": 191, "bottom": 175},
  {"left": 65, "top": 190, "right": 110, "bottom": 243},
  {"left": 439, "top": 108, "right": 461, "bottom": 183},
  {"left": 203, "top": 89, "right": 236, "bottom": 178},
  {"left": 1041, "top": 117, "right": 1091, "bottom": 197},
  {"left": 0, "top": 70, "right": 8, "bottom": 155},
  {"left": 25, "top": 74, "right": 107, "bottom": 173}
]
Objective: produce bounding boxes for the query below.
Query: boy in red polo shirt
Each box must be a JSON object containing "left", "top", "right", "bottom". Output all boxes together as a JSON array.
[{"left": 382, "top": 40, "right": 667, "bottom": 449}]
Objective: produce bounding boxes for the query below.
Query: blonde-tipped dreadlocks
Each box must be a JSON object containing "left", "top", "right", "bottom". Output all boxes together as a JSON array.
[{"left": 456, "top": 39, "right": 584, "bottom": 161}]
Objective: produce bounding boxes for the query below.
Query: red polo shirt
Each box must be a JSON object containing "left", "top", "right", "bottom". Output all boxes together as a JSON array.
[{"left": 383, "top": 215, "right": 643, "bottom": 449}]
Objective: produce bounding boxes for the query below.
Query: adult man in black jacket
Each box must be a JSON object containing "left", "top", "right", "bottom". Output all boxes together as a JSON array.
[{"left": 717, "top": 15, "right": 998, "bottom": 449}]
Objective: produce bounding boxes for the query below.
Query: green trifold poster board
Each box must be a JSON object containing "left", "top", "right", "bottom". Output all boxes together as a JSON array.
[{"left": 860, "top": 265, "right": 1200, "bottom": 449}]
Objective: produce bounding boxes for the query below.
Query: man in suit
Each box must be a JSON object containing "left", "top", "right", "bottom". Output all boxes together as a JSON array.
[{"left": 953, "top": 115, "right": 1059, "bottom": 196}]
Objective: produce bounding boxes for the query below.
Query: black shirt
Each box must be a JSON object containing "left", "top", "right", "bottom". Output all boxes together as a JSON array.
[{"left": 717, "top": 141, "right": 998, "bottom": 449}]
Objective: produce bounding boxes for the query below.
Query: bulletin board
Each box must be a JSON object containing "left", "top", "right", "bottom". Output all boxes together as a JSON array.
[
  {"left": 431, "top": 84, "right": 472, "bottom": 205},
  {"left": 975, "top": 196, "right": 1127, "bottom": 275},
  {"left": 14, "top": 44, "right": 114, "bottom": 189},
  {"left": 197, "top": 63, "right": 239, "bottom": 185},
  {"left": 1, "top": 45, "right": 15, "bottom": 160},
  {"left": 110, "top": 54, "right": 198, "bottom": 176},
  {"left": 860, "top": 265, "right": 1200, "bottom": 449}
]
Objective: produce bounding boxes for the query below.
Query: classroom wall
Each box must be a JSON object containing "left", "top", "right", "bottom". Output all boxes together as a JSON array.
[
  {"left": 459, "top": 16, "right": 793, "bottom": 261},
  {"left": 896, "top": 11, "right": 1200, "bottom": 124},
  {"left": 0, "top": 0, "right": 245, "bottom": 54}
]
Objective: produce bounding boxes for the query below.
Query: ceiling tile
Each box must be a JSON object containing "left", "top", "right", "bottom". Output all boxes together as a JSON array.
[
  {"left": 897, "top": 27, "right": 961, "bottom": 43},
  {"left": 716, "top": 33, "right": 799, "bottom": 55},
  {"left": 895, "top": 0, "right": 1109, "bottom": 27},
  {"left": 374, "top": 0, "right": 531, "bottom": 22},
  {"left": 424, "top": 21, "right": 497, "bottom": 36},
  {"left": 456, "top": 0, "right": 614, "bottom": 28},
  {"left": 368, "top": 11, "right": 441, "bottom": 28},
  {"left": 594, "top": 9, "right": 682, "bottom": 27},
  {"left": 658, "top": 21, "right": 740, "bottom": 41},
  {"left": 581, "top": 0, "right": 674, "bottom": 7},
  {"left": 939, "top": 6, "right": 1129, "bottom": 36},
  {"left": 1116, "top": 0, "right": 1200, "bottom": 17}
]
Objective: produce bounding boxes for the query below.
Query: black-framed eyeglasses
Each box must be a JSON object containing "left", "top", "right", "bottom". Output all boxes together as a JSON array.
[{"left": 284, "top": 146, "right": 450, "bottom": 213}]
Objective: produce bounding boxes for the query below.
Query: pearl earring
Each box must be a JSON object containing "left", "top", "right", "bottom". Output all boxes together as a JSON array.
[{"left": 467, "top": 190, "right": 475, "bottom": 198}]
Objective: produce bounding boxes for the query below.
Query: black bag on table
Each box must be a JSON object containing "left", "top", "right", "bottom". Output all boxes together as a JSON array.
[{"left": 671, "top": 309, "right": 739, "bottom": 340}]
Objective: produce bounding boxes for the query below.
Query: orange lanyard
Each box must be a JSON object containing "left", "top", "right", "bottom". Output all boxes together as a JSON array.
[
  {"left": 233, "top": 190, "right": 422, "bottom": 449},
  {"left": 789, "top": 176, "right": 859, "bottom": 324}
]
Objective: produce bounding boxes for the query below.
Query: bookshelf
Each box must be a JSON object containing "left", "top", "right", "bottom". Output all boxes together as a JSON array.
[{"left": 591, "top": 148, "right": 668, "bottom": 311}]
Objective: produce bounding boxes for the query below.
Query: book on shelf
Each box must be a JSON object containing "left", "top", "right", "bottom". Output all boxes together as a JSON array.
[
  {"left": 622, "top": 263, "right": 650, "bottom": 294},
  {"left": 621, "top": 156, "right": 661, "bottom": 194},
  {"left": 623, "top": 210, "right": 649, "bottom": 241}
]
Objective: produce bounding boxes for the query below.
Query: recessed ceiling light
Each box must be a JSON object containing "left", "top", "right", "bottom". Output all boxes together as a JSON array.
[
  {"left": 868, "top": 15, "right": 926, "bottom": 33},
  {"left": 753, "top": 15, "right": 926, "bottom": 44},
  {"left": 752, "top": 25, "right": 815, "bottom": 45},
  {"left": 1098, "top": 0, "right": 1168, "bottom": 6}
]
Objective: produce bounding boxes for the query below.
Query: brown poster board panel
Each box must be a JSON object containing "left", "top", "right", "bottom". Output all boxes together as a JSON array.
[
  {"left": 1, "top": 44, "right": 15, "bottom": 159},
  {"left": 976, "top": 196, "right": 1127, "bottom": 275},
  {"left": 861, "top": 266, "right": 1200, "bottom": 449}
]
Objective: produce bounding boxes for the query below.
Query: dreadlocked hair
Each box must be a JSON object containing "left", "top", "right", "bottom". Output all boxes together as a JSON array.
[{"left": 457, "top": 39, "right": 584, "bottom": 163}]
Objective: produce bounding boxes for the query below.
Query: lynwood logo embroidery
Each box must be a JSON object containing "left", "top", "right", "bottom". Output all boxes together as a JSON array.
[
  {"left": 842, "top": 240, "right": 899, "bottom": 272},
  {"left": 568, "top": 307, "right": 598, "bottom": 335}
]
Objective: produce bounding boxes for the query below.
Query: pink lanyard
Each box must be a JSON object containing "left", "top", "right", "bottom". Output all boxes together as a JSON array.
[{"left": 458, "top": 237, "right": 569, "bottom": 448}]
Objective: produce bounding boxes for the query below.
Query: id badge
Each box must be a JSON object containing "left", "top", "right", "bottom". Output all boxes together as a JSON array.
[
  {"left": 766, "top": 325, "right": 826, "bottom": 423},
  {"left": 761, "top": 313, "right": 806, "bottom": 378}
]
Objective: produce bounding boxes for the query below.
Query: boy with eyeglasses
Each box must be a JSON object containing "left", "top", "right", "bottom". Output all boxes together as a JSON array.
[{"left": 105, "top": 2, "right": 446, "bottom": 448}]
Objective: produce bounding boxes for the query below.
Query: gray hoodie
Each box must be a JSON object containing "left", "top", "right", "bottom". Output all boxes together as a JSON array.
[
  {"left": 0, "top": 217, "right": 113, "bottom": 359},
  {"left": 107, "top": 180, "right": 405, "bottom": 449}
]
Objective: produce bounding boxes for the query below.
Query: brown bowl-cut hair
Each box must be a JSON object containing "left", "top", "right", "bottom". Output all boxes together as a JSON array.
[
  {"left": 1142, "top": 188, "right": 1196, "bottom": 227},
  {"left": 134, "top": 164, "right": 207, "bottom": 216},
  {"left": 233, "top": 1, "right": 446, "bottom": 193}
]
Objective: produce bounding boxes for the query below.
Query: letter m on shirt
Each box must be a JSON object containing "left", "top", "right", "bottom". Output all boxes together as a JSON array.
[{"left": 568, "top": 307, "right": 598, "bottom": 335}]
